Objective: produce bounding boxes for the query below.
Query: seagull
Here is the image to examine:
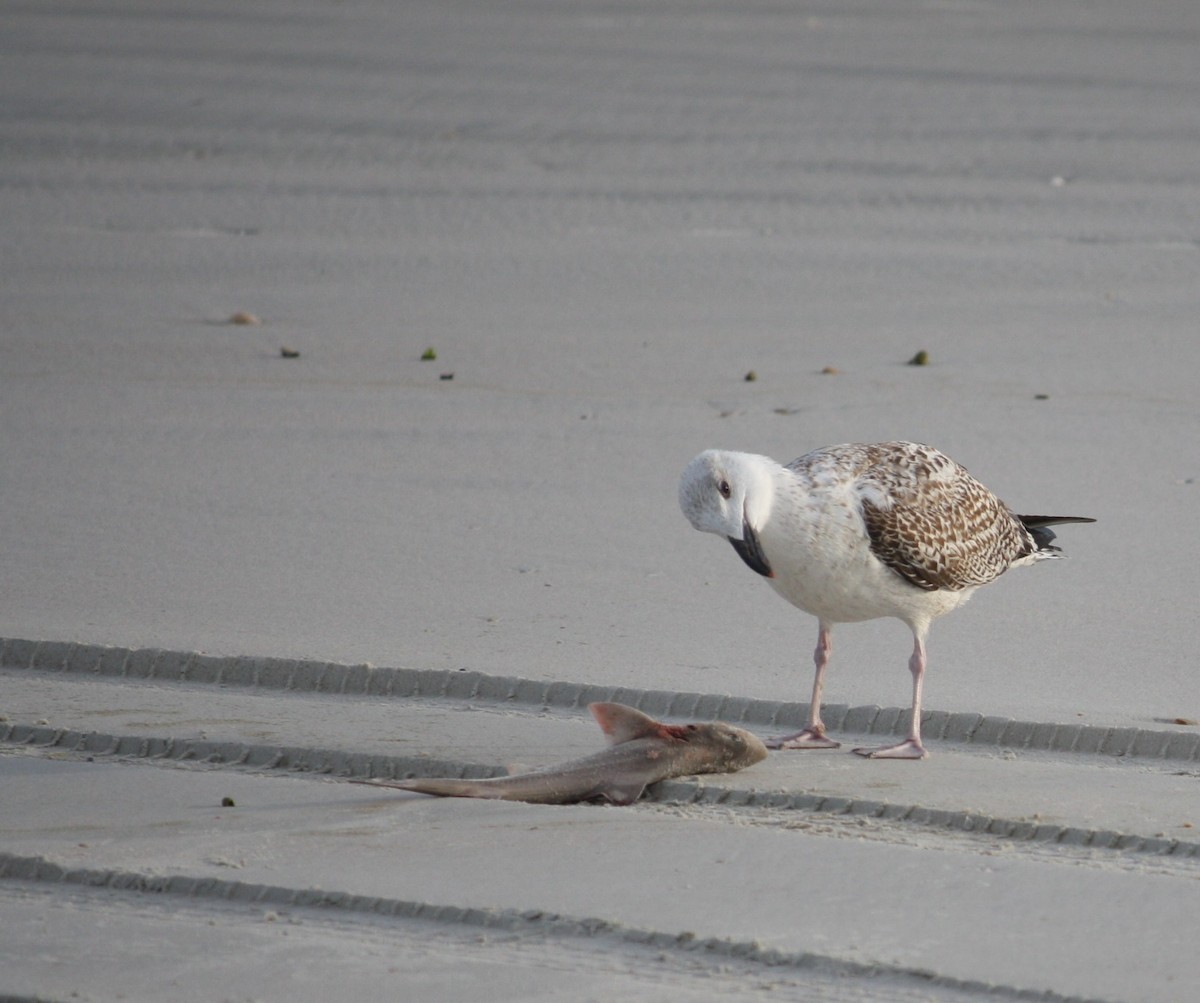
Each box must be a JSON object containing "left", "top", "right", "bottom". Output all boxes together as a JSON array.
[{"left": 678, "top": 441, "right": 1094, "bottom": 759}]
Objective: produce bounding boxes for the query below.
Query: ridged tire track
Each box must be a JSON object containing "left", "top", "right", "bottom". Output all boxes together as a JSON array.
[
  {"left": 3, "top": 637, "right": 1198, "bottom": 762},
  {"left": 0, "top": 852, "right": 1117, "bottom": 1003},
  {"left": 3, "top": 720, "right": 1198, "bottom": 861}
]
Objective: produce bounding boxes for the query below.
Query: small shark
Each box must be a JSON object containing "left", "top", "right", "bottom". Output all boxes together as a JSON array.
[{"left": 353, "top": 702, "right": 768, "bottom": 805}]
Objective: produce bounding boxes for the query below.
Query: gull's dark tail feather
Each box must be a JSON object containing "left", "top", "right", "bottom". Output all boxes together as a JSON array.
[{"left": 1018, "top": 515, "right": 1097, "bottom": 553}]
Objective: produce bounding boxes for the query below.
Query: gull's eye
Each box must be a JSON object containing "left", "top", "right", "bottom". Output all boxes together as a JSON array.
[{"left": 718, "top": 479, "right": 732, "bottom": 499}]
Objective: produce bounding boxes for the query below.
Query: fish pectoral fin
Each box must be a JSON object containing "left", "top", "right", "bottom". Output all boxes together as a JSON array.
[
  {"left": 589, "top": 702, "right": 672, "bottom": 745},
  {"left": 599, "top": 781, "right": 648, "bottom": 806}
]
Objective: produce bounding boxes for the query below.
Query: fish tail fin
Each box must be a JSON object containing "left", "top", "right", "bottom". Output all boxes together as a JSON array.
[{"left": 354, "top": 777, "right": 501, "bottom": 799}]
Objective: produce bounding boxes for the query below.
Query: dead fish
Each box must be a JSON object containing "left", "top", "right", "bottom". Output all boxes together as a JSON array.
[{"left": 353, "top": 702, "right": 768, "bottom": 805}]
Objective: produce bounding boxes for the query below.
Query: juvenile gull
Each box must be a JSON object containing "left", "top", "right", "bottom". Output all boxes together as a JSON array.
[{"left": 678, "top": 442, "right": 1094, "bottom": 759}]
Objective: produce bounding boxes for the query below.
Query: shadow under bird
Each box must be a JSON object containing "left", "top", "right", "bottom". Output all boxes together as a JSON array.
[
  {"left": 679, "top": 440, "right": 1095, "bottom": 760},
  {"left": 354, "top": 702, "right": 768, "bottom": 805}
]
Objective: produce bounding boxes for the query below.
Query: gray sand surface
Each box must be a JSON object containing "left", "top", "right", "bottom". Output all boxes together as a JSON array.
[{"left": 2, "top": 1, "right": 1199, "bottom": 1000}]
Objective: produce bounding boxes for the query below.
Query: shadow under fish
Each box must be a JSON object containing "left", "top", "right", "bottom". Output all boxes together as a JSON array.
[{"left": 352, "top": 702, "right": 769, "bottom": 805}]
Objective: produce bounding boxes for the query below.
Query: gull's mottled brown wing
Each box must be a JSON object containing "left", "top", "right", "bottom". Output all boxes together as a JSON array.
[{"left": 853, "top": 443, "right": 1036, "bottom": 592}]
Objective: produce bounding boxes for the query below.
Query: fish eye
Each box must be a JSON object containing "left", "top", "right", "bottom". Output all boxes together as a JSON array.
[{"left": 718, "top": 478, "right": 732, "bottom": 499}]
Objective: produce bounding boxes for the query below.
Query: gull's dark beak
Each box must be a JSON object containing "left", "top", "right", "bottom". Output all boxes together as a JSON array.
[{"left": 728, "top": 518, "right": 773, "bottom": 578}]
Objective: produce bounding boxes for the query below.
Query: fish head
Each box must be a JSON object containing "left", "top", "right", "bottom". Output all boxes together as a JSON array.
[
  {"left": 675, "top": 720, "right": 769, "bottom": 773},
  {"left": 588, "top": 703, "right": 767, "bottom": 773},
  {"left": 678, "top": 450, "right": 776, "bottom": 578}
]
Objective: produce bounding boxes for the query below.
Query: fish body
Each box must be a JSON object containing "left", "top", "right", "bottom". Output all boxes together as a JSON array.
[{"left": 356, "top": 702, "right": 767, "bottom": 805}]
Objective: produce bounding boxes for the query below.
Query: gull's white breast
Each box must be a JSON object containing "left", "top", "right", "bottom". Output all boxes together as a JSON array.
[{"left": 758, "top": 461, "right": 976, "bottom": 628}]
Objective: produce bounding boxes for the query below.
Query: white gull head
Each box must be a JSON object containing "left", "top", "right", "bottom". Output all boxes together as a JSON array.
[{"left": 678, "top": 450, "right": 780, "bottom": 578}]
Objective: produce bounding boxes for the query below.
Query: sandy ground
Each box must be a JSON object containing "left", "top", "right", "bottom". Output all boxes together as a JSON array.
[{"left": 2, "top": 1, "right": 1199, "bottom": 1000}]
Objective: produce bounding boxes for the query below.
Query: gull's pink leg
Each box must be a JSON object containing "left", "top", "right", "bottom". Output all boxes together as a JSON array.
[
  {"left": 768, "top": 622, "right": 841, "bottom": 750},
  {"left": 854, "top": 630, "right": 929, "bottom": 760}
]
